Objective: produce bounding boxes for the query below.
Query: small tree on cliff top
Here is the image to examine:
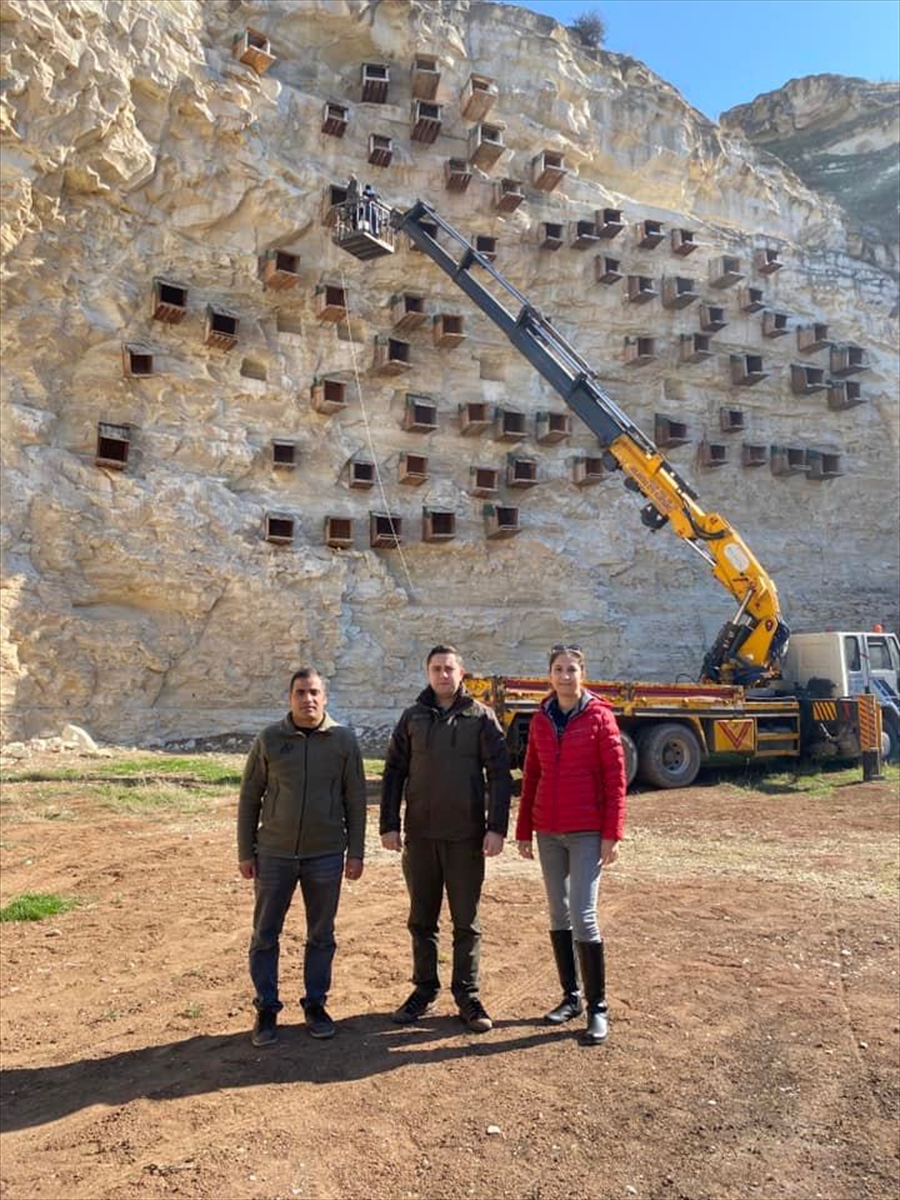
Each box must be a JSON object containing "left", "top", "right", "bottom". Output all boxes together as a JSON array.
[{"left": 570, "top": 10, "right": 606, "bottom": 51}]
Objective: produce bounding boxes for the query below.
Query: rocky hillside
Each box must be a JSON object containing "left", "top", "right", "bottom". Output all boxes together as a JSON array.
[
  {"left": 1, "top": 0, "right": 897, "bottom": 745},
  {"left": 722, "top": 75, "right": 900, "bottom": 274}
]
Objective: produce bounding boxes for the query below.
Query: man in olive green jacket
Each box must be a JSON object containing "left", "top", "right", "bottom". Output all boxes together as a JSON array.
[
  {"left": 380, "top": 645, "right": 511, "bottom": 1033},
  {"left": 238, "top": 668, "right": 366, "bottom": 1047}
]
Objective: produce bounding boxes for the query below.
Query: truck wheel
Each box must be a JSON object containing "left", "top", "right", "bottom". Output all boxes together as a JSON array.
[
  {"left": 883, "top": 711, "right": 900, "bottom": 763},
  {"left": 620, "top": 731, "right": 638, "bottom": 788},
  {"left": 506, "top": 714, "right": 532, "bottom": 773},
  {"left": 637, "top": 723, "right": 702, "bottom": 789}
]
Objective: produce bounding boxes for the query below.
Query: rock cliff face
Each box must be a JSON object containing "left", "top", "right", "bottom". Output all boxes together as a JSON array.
[
  {"left": 1, "top": 0, "right": 898, "bottom": 745},
  {"left": 721, "top": 75, "right": 900, "bottom": 274}
]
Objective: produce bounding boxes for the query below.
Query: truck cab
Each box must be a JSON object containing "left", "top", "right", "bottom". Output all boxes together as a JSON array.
[
  {"left": 781, "top": 630, "right": 899, "bottom": 697},
  {"left": 779, "top": 630, "right": 900, "bottom": 759}
]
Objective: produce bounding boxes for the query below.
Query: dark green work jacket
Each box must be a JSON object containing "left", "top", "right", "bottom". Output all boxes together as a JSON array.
[
  {"left": 380, "top": 686, "right": 511, "bottom": 841},
  {"left": 237, "top": 713, "right": 366, "bottom": 861}
]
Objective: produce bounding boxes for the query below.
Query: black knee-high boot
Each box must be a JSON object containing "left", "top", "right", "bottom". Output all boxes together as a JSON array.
[
  {"left": 575, "top": 940, "right": 608, "bottom": 1044},
  {"left": 545, "top": 930, "right": 584, "bottom": 1024}
]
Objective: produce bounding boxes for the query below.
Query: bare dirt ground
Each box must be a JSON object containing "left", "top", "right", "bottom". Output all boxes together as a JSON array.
[{"left": 1, "top": 752, "right": 898, "bottom": 1200}]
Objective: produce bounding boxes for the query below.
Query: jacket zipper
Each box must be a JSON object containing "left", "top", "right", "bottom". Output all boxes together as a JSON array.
[
  {"left": 553, "top": 714, "right": 563, "bottom": 826},
  {"left": 294, "top": 732, "right": 309, "bottom": 855},
  {"left": 549, "top": 704, "right": 589, "bottom": 828}
]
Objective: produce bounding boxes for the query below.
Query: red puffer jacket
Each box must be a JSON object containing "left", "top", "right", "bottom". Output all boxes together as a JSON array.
[{"left": 515, "top": 692, "right": 627, "bottom": 842}]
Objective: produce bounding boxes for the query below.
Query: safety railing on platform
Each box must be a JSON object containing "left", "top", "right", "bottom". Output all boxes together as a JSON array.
[{"left": 330, "top": 199, "right": 395, "bottom": 260}]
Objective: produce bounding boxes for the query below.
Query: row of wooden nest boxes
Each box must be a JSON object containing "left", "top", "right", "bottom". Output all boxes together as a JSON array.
[
  {"left": 324, "top": 136, "right": 576, "bottom": 192},
  {"left": 150, "top": 269, "right": 798, "bottom": 326},
  {"left": 264, "top": 454, "right": 846, "bottom": 550},
  {"left": 263, "top": 247, "right": 785, "bottom": 307},
  {"left": 80, "top": 484, "right": 846, "bottom": 549},
  {"left": 267, "top": 445, "right": 840, "bottom": 549},
  {"left": 377, "top": 290, "right": 866, "bottom": 374},
  {"left": 268, "top": 510, "right": 525, "bottom": 549},
  {"left": 122, "top": 329, "right": 869, "bottom": 403},
  {"left": 145, "top": 278, "right": 478, "bottom": 351},
  {"left": 209, "top": 445, "right": 849, "bottom": 551},
  {"left": 140, "top": 279, "right": 870, "bottom": 378},
  {"left": 621, "top": 346, "right": 867, "bottom": 399},
  {"left": 322, "top": 114, "right": 568, "bottom": 175},
  {"left": 325, "top": 185, "right": 789, "bottom": 269},
  {"left": 309, "top": 269, "right": 801, "bottom": 338},
  {"left": 94, "top": 421, "right": 846, "bottom": 485},
  {"left": 150, "top": 241, "right": 787, "bottom": 327},
  {"left": 251, "top": 237, "right": 863, "bottom": 374},
  {"left": 234, "top": 32, "right": 515, "bottom": 152},
  {"left": 232, "top": 31, "right": 502, "bottom": 124}
]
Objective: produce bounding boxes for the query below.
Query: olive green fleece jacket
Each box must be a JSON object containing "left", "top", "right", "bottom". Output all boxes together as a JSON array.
[
  {"left": 237, "top": 713, "right": 366, "bottom": 861},
  {"left": 380, "top": 685, "right": 512, "bottom": 841}
]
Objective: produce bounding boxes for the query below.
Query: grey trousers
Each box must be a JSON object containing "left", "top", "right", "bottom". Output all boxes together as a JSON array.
[{"left": 536, "top": 831, "right": 603, "bottom": 942}]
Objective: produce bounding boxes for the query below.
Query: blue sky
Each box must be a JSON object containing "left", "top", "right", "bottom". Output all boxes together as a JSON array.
[{"left": 502, "top": 0, "right": 900, "bottom": 119}]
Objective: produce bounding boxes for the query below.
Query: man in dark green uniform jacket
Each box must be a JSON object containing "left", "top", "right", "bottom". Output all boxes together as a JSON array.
[
  {"left": 380, "top": 645, "right": 511, "bottom": 1032},
  {"left": 238, "top": 668, "right": 366, "bottom": 1047}
]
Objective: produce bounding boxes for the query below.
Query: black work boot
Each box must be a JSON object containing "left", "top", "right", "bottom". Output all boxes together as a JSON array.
[
  {"left": 251, "top": 1007, "right": 279, "bottom": 1048},
  {"left": 575, "top": 941, "right": 609, "bottom": 1045},
  {"left": 545, "top": 929, "right": 584, "bottom": 1024}
]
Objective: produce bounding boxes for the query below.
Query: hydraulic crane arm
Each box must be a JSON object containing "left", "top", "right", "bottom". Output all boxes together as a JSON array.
[{"left": 386, "top": 200, "right": 790, "bottom": 684}]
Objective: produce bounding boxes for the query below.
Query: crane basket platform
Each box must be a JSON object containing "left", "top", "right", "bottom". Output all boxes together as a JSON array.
[{"left": 330, "top": 199, "right": 395, "bottom": 259}]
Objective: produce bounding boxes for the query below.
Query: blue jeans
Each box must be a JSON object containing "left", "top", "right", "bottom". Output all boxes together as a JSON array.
[
  {"left": 536, "top": 832, "right": 603, "bottom": 943},
  {"left": 249, "top": 851, "right": 344, "bottom": 1012}
]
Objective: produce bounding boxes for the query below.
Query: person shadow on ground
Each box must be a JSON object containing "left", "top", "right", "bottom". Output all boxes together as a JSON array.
[{"left": 1, "top": 1015, "right": 572, "bottom": 1132}]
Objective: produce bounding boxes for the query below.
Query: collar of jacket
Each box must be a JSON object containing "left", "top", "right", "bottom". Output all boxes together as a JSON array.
[
  {"left": 415, "top": 684, "right": 478, "bottom": 718},
  {"left": 279, "top": 712, "right": 339, "bottom": 735},
  {"left": 539, "top": 690, "right": 608, "bottom": 719}
]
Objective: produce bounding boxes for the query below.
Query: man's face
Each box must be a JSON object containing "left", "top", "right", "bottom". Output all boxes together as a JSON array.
[
  {"left": 289, "top": 674, "right": 326, "bottom": 728},
  {"left": 427, "top": 653, "right": 464, "bottom": 703}
]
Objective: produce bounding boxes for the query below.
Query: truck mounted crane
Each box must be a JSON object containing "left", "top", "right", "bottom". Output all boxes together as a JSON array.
[
  {"left": 332, "top": 197, "right": 890, "bottom": 785},
  {"left": 389, "top": 200, "right": 788, "bottom": 686}
]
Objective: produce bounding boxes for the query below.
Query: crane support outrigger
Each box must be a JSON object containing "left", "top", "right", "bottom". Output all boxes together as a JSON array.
[{"left": 389, "top": 200, "right": 789, "bottom": 686}]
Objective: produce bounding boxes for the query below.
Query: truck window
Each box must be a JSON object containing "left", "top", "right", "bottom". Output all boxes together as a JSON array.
[
  {"left": 843, "top": 636, "right": 861, "bottom": 672},
  {"left": 867, "top": 637, "right": 891, "bottom": 670}
]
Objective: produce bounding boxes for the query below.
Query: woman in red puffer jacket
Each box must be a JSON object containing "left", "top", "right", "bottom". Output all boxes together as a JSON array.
[{"left": 516, "top": 643, "right": 626, "bottom": 1045}]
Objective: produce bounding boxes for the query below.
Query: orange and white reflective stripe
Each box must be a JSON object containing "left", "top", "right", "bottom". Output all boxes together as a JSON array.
[{"left": 856, "top": 694, "right": 881, "bottom": 754}]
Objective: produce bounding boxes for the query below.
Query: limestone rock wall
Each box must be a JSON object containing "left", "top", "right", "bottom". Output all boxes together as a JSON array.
[
  {"left": 721, "top": 74, "right": 900, "bottom": 275},
  {"left": 1, "top": 0, "right": 898, "bottom": 745}
]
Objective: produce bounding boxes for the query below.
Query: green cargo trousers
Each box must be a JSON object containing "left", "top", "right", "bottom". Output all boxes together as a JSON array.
[{"left": 402, "top": 836, "right": 485, "bottom": 1005}]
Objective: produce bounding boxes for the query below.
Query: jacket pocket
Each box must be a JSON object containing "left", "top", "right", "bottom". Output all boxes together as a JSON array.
[
  {"left": 262, "top": 780, "right": 281, "bottom": 822},
  {"left": 329, "top": 777, "right": 343, "bottom": 827}
]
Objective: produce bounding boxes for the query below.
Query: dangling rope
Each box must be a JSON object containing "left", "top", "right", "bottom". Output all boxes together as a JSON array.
[{"left": 338, "top": 260, "right": 417, "bottom": 601}]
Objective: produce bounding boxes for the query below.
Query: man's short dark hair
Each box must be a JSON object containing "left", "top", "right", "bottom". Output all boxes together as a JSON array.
[
  {"left": 289, "top": 667, "right": 324, "bottom": 691},
  {"left": 426, "top": 644, "right": 461, "bottom": 666}
]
